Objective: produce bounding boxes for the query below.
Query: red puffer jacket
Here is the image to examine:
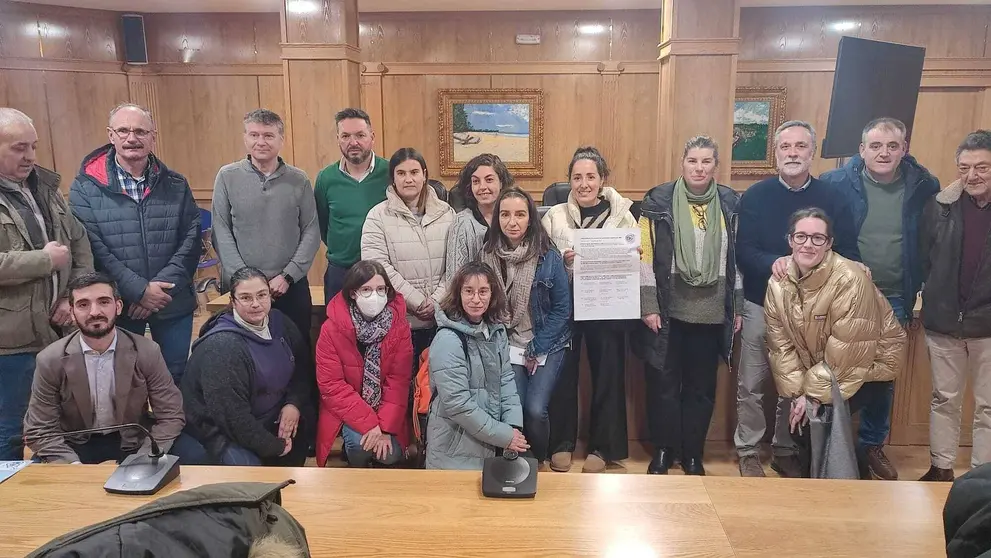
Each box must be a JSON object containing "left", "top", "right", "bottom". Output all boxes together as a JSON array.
[{"left": 314, "top": 293, "right": 413, "bottom": 467}]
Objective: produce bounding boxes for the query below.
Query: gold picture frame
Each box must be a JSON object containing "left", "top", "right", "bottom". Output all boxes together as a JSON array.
[
  {"left": 437, "top": 88, "right": 544, "bottom": 178},
  {"left": 731, "top": 86, "right": 787, "bottom": 176}
]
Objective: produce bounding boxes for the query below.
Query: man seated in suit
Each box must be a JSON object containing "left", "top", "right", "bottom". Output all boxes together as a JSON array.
[{"left": 23, "top": 272, "right": 185, "bottom": 464}]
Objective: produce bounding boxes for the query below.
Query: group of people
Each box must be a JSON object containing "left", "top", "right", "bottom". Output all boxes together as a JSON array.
[{"left": 0, "top": 101, "right": 989, "bottom": 482}]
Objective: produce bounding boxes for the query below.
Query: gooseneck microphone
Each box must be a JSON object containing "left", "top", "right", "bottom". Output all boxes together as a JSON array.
[{"left": 20, "top": 423, "right": 181, "bottom": 495}]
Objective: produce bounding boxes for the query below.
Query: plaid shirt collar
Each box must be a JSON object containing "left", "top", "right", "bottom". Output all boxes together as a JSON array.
[{"left": 114, "top": 156, "right": 148, "bottom": 202}]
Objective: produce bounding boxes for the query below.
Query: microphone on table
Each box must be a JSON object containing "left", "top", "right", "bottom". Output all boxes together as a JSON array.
[{"left": 19, "top": 423, "right": 181, "bottom": 496}]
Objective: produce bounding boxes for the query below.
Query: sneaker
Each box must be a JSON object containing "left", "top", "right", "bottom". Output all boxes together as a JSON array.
[
  {"left": 770, "top": 454, "right": 803, "bottom": 478},
  {"left": 919, "top": 465, "right": 954, "bottom": 482},
  {"left": 865, "top": 445, "right": 898, "bottom": 480},
  {"left": 582, "top": 452, "right": 606, "bottom": 473},
  {"left": 738, "top": 455, "right": 766, "bottom": 477},
  {"left": 550, "top": 451, "right": 573, "bottom": 472}
]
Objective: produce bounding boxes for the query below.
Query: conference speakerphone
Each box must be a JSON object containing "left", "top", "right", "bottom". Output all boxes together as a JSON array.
[{"left": 481, "top": 450, "right": 538, "bottom": 498}]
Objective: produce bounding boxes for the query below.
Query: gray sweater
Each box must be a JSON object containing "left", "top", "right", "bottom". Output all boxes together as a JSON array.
[{"left": 212, "top": 157, "right": 320, "bottom": 284}]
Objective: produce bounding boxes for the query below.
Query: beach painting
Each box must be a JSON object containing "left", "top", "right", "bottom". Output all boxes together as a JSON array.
[
  {"left": 439, "top": 89, "right": 544, "bottom": 177},
  {"left": 732, "top": 86, "right": 787, "bottom": 176}
]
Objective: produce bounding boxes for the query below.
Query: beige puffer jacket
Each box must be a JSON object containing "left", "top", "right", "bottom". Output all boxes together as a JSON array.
[
  {"left": 541, "top": 186, "right": 637, "bottom": 268},
  {"left": 764, "top": 251, "right": 907, "bottom": 404},
  {"left": 361, "top": 185, "right": 455, "bottom": 329}
]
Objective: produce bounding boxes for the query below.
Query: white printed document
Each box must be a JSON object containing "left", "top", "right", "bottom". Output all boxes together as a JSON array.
[
  {"left": 572, "top": 228, "right": 641, "bottom": 321},
  {"left": 509, "top": 346, "right": 548, "bottom": 366}
]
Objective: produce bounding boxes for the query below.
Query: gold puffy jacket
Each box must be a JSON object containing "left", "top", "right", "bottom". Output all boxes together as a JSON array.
[{"left": 764, "top": 251, "right": 907, "bottom": 404}]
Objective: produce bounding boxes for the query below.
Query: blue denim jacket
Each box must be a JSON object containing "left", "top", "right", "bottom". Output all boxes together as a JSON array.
[{"left": 527, "top": 248, "right": 572, "bottom": 358}]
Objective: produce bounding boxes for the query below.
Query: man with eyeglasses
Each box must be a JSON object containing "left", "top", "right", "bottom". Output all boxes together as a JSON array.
[
  {"left": 819, "top": 117, "right": 939, "bottom": 481},
  {"left": 313, "top": 108, "right": 389, "bottom": 305},
  {"left": 0, "top": 107, "right": 93, "bottom": 461},
  {"left": 734, "top": 120, "right": 862, "bottom": 478},
  {"left": 69, "top": 103, "right": 200, "bottom": 386},
  {"left": 919, "top": 130, "right": 991, "bottom": 481},
  {"left": 211, "top": 109, "right": 319, "bottom": 347}
]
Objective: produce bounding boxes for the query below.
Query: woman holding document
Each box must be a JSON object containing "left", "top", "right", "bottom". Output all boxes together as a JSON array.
[
  {"left": 637, "top": 136, "right": 742, "bottom": 476},
  {"left": 541, "top": 146, "right": 637, "bottom": 473},
  {"left": 481, "top": 187, "right": 571, "bottom": 469}
]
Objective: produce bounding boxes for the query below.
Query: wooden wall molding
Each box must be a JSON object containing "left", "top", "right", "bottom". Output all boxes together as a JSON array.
[
  {"left": 125, "top": 64, "right": 283, "bottom": 76},
  {"left": 359, "top": 60, "right": 663, "bottom": 76},
  {"left": 280, "top": 43, "right": 362, "bottom": 63},
  {"left": 0, "top": 57, "right": 125, "bottom": 74},
  {"left": 658, "top": 38, "right": 740, "bottom": 60},
  {"left": 739, "top": 57, "right": 991, "bottom": 87}
]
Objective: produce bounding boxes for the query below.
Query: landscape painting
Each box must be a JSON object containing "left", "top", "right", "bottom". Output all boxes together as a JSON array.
[
  {"left": 732, "top": 87, "right": 787, "bottom": 176},
  {"left": 439, "top": 89, "right": 544, "bottom": 177}
]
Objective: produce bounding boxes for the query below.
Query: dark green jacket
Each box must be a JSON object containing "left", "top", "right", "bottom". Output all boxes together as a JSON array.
[{"left": 26, "top": 481, "right": 310, "bottom": 557}]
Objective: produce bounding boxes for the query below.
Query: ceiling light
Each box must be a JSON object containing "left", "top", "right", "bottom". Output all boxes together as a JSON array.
[
  {"left": 579, "top": 24, "right": 606, "bottom": 35},
  {"left": 286, "top": 0, "right": 321, "bottom": 15},
  {"left": 831, "top": 21, "right": 858, "bottom": 32}
]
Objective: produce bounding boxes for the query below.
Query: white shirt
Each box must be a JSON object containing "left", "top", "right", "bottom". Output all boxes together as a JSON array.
[
  {"left": 79, "top": 330, "right": 118, "bottom": 429},
  {"left": 340, "top": 152, "right": 376, "bottom": 183}
]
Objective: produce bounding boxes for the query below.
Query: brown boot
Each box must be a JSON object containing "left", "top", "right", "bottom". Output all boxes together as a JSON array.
[
  {"left": 919, "top": 465, "right": 954, "bottom": 482},
  {"left": 865, "top": 445, "right": 898, "bottom": 480},
  {"left": 550, "top": 452, "right": 573, "bottom": 472},
  {"left": 770, "top": 454, "right": 803, "bottom": 478},
  {"left": 738, "top": 455, "right": 766, "bottom": 477}
]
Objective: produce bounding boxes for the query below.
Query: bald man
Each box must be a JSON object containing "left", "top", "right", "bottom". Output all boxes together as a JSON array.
[
  {"left": 69, "top": 103, "right": 200, "bottom": 386},
  {"left": 0, "top": 107, "right": 93, "bottom": 460}
]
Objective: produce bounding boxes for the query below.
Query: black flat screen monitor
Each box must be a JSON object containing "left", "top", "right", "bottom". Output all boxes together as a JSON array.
[{"left": 821, "top": 36, "right": 925, "bottom": 159}]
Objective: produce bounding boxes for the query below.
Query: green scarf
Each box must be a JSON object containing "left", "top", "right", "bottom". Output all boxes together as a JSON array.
[{"left": 672, "top": 177, "right": 722, "bottom": 287}]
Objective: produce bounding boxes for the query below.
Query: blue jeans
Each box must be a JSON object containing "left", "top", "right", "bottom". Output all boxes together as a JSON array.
[
  {"left": 856, "top": 295, "right": 905, "bottom": 448},
  {"left": 117, "top": 312, "right": 194, "bottom": 386},
  {"left": 341, "top": 425, "right": 403, "bottom": 466},
  {"left": 513, "top": 349, "right": 566, "bottom": 462},
  {"left": 0, "top": 353, "right": 37, "bottom": 461},
  {"left": 323, "top": 262, "right": 350, "bottom": 305}
]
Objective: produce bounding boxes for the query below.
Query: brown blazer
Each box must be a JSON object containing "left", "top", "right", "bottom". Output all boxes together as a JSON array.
[{"left": 23, "top": 328, "right": 185, "bottom": 463}]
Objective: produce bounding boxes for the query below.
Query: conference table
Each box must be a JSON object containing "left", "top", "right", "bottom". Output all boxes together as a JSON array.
[{"left": 0, "top": 465, "right": 951, "bottom": 557}]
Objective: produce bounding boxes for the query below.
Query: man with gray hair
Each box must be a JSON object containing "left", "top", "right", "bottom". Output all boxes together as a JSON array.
[
  {"left": 820, "top": 117, "right": 939, "bottom": 480},
  {"left": 211, "top": 108, "right": 319, "bottom": 343},
  {"left": 0, "top": 107, "right": 93, "bottom": 460},
  {"left": 734, "top": 120, "right": 861, "bottom": 477},
  {"left": 69, "top": 103, "right": 200, "bottom": 385},
  {"left": 919, "top": 130, "right": 991, "bottom": 481}
]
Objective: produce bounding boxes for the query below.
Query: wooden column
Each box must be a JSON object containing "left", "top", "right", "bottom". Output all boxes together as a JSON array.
[
  {"left": 280, "top": 0, "right": 362, "bottom": 285},
  {"left": 656, "top": 0, "right": 740, "bottom": 184}
]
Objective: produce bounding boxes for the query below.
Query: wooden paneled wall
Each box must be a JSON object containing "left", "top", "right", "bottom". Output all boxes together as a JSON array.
[
  {"left": 733, "top": 5, "right": 991, "bottom": 189},
  {"left": 0, "top": 1, "right": 282, "bottom": 202},
  {"left": 359, "top": 11, "right": 662, "bottom": 197}
]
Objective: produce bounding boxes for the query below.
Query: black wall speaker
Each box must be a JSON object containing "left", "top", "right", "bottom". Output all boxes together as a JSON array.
[
  {"left": 121, "top": 14, "right": 148, "bottom": 65},
  {"left": 821, "top": 36, "right": 926, "bottom": 159}
]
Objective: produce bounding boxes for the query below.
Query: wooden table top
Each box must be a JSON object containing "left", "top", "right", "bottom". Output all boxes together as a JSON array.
[
  {"left": 0, "top": 465, "right": 951, "bottom": 557},
  {"left": 206, "top": 285, "right": 325, "bottom": 312}
]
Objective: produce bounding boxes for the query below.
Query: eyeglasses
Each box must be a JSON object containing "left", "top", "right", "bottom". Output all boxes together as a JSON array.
[
  {"left": 461, "top": 288, "right": 491, "bottom": 301},
  {"left": 790, "top": 232, "right": 831, "bottom": 246},
  {"left": 357, "top": 286, "right": 388, "bottom": 298},
  {"left": 234, "top": 292, "right": 270, "bottom": 305},
  {"left": 109, "top": 127, "right": 155, "bottom": 139}
]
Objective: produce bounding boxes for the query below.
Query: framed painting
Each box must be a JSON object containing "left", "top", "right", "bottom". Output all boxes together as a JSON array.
[
  {"left": 438, "top": 88, "right": 544, "bottom": 178},
  {"left": 732, "top": 86, "right": 787, "bottom": 176}
]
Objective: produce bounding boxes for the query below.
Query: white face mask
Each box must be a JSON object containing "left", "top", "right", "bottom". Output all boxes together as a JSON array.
[{"left": 355, "top": 293, "right": 388, "bottom": 318}]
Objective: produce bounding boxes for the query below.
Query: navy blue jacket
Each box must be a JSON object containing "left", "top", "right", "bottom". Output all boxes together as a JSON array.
[
  {"left": 820, "top": 154, "right": 939, "bottom": 318},
  {"left": 69, "top": 145, "right": 201, "bottom": 320},
  {"left": 736, "top": 176, "right": 862, "bottom": 306},
  {"left": 527, "top": 247, "right": 572, "bottom": 358}
]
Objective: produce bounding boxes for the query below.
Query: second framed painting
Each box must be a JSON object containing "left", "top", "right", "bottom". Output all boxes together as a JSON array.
[
  {"left": 437, "top": 88, "right": 544, "bottom": 178},
  {"left": 732, "top": 86, "right": 787, "bottom": 176}
]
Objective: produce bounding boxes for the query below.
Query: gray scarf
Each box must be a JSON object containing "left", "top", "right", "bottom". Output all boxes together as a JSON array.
[{"left": 349, "top": 303, "right": 394, "bottom": 409}]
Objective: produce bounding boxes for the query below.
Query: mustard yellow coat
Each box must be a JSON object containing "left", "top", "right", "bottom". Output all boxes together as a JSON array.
[{"left": 764, "top": 251, "right": 907, "bottom": 404}]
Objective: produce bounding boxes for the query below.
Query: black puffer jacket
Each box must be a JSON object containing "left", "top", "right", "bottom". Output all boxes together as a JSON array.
[
  {"left": 945, "top": 464, "right": 991, "bottom": 558},
  {"left": 69, "top": 144, "right": 200, "bottom": 320},
  {"left": 26, "top": 481, "right": 310, "bottom": 558},
  {"left": 920, "top": 180, "right": 991, "bottom": 339}
]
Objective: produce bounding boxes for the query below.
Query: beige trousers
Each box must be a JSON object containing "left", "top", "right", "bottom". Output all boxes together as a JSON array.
[{"left": 926, "top": 331, "right": 991, "bottom": 469}]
